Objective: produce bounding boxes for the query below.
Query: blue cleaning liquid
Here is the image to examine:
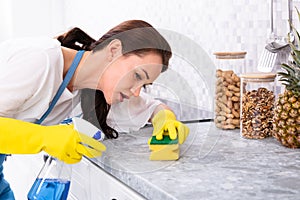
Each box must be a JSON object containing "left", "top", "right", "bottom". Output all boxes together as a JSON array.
[{"left": 27, "top": 178, "right": 70, "bottom": 200}]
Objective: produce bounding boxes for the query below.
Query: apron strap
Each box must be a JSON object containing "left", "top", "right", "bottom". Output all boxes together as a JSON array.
[{"left": 35, "top": 50, "right": 85, "bottom": 125}]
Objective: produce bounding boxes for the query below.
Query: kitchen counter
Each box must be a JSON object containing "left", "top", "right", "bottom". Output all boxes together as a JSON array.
[{"left": 90, "top": 122, "right": 300, "bottom": 200}]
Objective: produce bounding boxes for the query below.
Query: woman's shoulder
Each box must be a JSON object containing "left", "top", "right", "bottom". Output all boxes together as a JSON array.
[
  {"left": 0, "top": 36, "right": 64, "bottom": 78},
  {"left": 0, "top": 36, "right": 63, "bottom": 68}
]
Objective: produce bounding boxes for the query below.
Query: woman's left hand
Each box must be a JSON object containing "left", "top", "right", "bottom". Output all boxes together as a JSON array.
[{"left": 151, "top": 109, "right": 189, "bottom": 144}]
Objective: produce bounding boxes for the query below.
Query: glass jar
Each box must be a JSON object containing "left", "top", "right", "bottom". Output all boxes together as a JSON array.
[
  {"left": 214, "top": 51, "right": 246, "bottom": 129},
  {"left": 240, "top": 73, "right": 276, "bottom": 139}
]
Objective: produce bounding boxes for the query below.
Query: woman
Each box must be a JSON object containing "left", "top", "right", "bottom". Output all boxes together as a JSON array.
[
  {"left": 57, "top": 24, "right": 188, "bottom": 142},
  {"left": 0, "top": 20, "right": 189, "bottom": 199}
]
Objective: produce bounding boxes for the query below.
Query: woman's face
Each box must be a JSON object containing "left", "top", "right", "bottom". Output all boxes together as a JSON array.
[{"left": 99, "top": 53, "right": 163, "bottom": 104}]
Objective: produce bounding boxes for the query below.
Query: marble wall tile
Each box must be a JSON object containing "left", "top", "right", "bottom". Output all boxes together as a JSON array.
[{"left": 64, "top": 0, "right": 298, "bottom": 110}]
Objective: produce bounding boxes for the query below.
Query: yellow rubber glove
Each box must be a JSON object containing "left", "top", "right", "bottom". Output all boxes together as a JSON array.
[
  {"left": 152, "top": 110, "right": 189, "bottom": 144},
  {"left": 0, "top": 117, "right": 106, "bottom": 164}
]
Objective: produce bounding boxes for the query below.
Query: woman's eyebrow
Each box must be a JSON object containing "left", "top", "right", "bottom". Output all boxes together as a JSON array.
[{"left": 142, "top": 69, "right": 149, "bottom": 79}]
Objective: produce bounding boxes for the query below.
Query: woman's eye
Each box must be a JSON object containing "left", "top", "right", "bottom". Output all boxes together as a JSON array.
[
  {"left": 135, "top": 73, "right": 142, "bottom": 80},
  {"left": 143, "top": 83, "right": 153, "bottom": 89}
]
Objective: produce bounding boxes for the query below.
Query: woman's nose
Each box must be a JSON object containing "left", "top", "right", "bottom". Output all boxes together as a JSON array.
[{"left": 130, "top": 86, "right": 142, "bottom": 97}]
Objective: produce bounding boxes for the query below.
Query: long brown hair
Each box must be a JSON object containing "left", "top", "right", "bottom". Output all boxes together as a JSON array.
[{"left": 57, "top": 20, "right": 172, "bottom": 139}]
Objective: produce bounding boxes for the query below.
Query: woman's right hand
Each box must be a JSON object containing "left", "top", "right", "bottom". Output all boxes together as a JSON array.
[
  {"left": 42, "top": 124, "right": 106, "bottom": 164},
  {"left": 0, "top": 117, "right": 106, "bottom": 164}
]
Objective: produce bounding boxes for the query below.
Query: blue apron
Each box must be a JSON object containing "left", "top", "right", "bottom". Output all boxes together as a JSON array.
[{"left": 0, "top": 50, "right": 85, "bottom": 200}]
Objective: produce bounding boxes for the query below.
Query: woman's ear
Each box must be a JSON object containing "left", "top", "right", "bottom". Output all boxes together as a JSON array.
[{"left": 107, "top": 39, "right": 122, "bottom": 62}]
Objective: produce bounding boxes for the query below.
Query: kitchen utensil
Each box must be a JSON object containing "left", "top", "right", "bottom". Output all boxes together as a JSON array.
[
  {"left": 265, "top": 41, "right": 289, "bottom": 53},
  {"left": 257, "top": 0, "right": 278, "bottom": 73},
  {"left": 257, "top": 49, "right": 277, "bottom": 72},
  {"left": 265, "top": 0, "right": 293, "bottom": 53},
  {"left": 288, "top": 0, "right": 295, "bottom": 43}
]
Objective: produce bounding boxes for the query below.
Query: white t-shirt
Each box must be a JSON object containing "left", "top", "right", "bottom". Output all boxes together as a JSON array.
[
  {"left": 0, "top": 37, "right": 80, "bottom": 125},
  {"left": 0, "top": 37, "right": 162, "bottom": 130}
]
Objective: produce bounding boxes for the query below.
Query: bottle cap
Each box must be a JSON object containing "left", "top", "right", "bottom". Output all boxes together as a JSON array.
[{"left": 72, "top": 117, "right": 105, "bottom": 141}]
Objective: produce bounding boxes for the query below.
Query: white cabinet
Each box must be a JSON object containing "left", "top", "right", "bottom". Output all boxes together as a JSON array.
[
  {"left": 69, "top": 158, "right": 92, "bottom": 200},
  {"left": 69, "top": 158, "right": 145, "bottom": 200}
]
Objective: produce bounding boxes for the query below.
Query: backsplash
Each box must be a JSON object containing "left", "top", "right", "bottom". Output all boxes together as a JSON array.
[
  {"left": 62, "top": 0, "right": 300, "bottom": 111},
  {"left": 2, "top": 0, "right": 299, "bottom": 112},
  {"left": 64, "top": 0, "right": 299, "bottom": 67}
]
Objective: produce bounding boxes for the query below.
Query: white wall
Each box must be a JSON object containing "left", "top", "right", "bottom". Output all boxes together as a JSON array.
[
  {"left": 0, "top": 0, "right": 65, "bottom": 40},
  {"left": 0, "top": 0, "right": 13, "bottom": 40},
  {"left": 1, "top": 0, "right": 295, "bottom": 66},
  {"left": 61, "top": 0, "right": 294, "bottom": 68},
  {"left": 1, "top": 0, "right": 298, "bottom": 65}
]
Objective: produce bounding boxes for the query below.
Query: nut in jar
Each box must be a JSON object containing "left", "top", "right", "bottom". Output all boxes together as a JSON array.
[
  {"left": 213, "top": 52, "right": 246, "bottom": 130},
  {"left": 240, "top": 73, "right": 276, "bottom": 139},
  {"left": 215, "top": 69, "right": 241, "bottom": 129}
]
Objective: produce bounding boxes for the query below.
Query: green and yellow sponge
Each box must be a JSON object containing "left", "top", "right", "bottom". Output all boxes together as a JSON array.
[{"left": 148, "top": 135, "right": 179, "bottom": 160}]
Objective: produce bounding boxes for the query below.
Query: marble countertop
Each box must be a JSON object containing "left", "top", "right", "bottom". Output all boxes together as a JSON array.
[{"left": 90, "top": 122, "right": 300, "bottom": 200}]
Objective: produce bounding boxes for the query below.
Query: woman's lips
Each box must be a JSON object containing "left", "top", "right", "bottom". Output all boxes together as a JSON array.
[{"left": 120, "top": 92, "right": 129, "bottom": 102}]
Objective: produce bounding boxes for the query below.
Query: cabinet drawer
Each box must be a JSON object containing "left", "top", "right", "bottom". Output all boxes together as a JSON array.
[
  {"left": 90, "top": 163, "right": 146, "bottom": 200},
  {"left": 69, "top": 159, "right": 91, "bottom": 199},
  {"left": 69, "top": 158, "right": 145, "bottom": 200}
]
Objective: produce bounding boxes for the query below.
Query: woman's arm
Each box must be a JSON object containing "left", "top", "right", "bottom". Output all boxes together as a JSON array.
[
  {"left": 149, "top": 103, "right": 172, "bottom": 122},
  {"left": 107, "top": 91, "right": 189, "bottom": 144},
  {"left": 0, "top": 117, "right": 106, "bottom": 164}
]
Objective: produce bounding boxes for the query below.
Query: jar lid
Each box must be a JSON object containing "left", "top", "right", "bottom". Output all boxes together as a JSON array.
[
  {"left": 240, "top": 73, "right": 276, "bottom": 79},
  {"left": 214, "top": 51, "right": 247, "bottom": 59}
]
